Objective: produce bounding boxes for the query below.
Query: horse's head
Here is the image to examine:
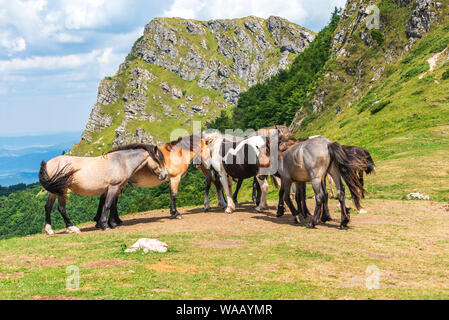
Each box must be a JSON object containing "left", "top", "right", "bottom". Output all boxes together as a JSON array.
[
  {"left": 194, "top": 138, "right": 212, "bottom": 169},
  {"left": 147, "top": 145, "right": 168, "bottom": 181}
]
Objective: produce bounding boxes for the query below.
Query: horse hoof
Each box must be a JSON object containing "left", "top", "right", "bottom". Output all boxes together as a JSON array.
[
  {"left": 108, "top": 222, "right": 118, "bottom": 229},
  {"left": 95, "top": 222, "right": 109, "bottom": 230},
  {"left": 225, "top": 208, "right": 233, "bottom": 214},
  {"left": 43, "top": 224, "right": 55, "bottom": 236},
  {"left": 339, "top": 225, "right": 349, "bottom": 230},
  {"left": 204, "top": 206, "right": 211, "bottom": 212},
  {"left": 276, "top": 212, "right": 284, "bottom": 218},
  {"left": 116, "top": 219, "right": 124, "bottom": 226},
  {"left": 307, "top": 223, "right": 316, "bottom": 229},
  {"left": 66, "top": 226, "right": 81, "bottom": 234}
]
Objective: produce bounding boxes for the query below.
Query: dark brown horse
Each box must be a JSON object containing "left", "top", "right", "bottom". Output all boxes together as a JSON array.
[{"left": 328, "top": 146, "right": 375, "bottom": 199}]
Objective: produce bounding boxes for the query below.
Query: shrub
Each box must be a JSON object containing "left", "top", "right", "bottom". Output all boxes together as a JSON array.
[
  {"left": 401, "top": 63, "right": 430, "bottom": 80},
  {"left": 370, "top": 100, "right": 391, "bottom": 115},
  {"left": 442, "top": 69, "right": 449, "bottom": 80},
  {"left": 371, "top": 29, "right": 384, "bottom": 46}
]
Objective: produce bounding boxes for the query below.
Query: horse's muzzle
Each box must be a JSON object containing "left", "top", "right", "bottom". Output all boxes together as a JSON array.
[{"left": 158, "top": 172, "right": 169, "bottom": 181}]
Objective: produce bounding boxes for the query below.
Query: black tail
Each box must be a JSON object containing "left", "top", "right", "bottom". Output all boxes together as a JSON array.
[
  {"left": 328, "top": 143, "right": 370, "bottom": 210},
  {"left": 39, "top": 161, "right": 77, "bottom": 198},
  {"left": 364, "top": 152, "right": 375, "bottom": 175}
]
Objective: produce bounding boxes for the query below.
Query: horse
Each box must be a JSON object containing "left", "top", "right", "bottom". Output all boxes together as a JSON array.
[
  {"left": 203, "top": 132, "right": 274, "bottom": 214},
  {"left": 39, "top": 144, "right": 167, "bottom": 235},
  {"left": 200, "top": 164, "right": 228, "bottom": 212},
  {"left": 277, "top": 136, "right": 371, "bottom": 229},
  {"left": 111, "top": 133, "right": 212, "bottom": 220},
  {"left": 328, "top": 145, "right": 375, "bottom": 199}
]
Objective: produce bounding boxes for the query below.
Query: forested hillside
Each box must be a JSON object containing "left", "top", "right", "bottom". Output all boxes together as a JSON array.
[{"left": 0, "top": 166, "right": 209, "bottom": 239}]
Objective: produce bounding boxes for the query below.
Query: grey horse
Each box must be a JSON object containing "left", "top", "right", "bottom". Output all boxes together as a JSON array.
[{"left": 278, "top": 136, "right": 370, "bottom": 229}]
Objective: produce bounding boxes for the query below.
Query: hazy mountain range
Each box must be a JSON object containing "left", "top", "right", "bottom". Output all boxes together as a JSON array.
[{"left": 0, "top": 132, "right": 81, "bottom": 186}]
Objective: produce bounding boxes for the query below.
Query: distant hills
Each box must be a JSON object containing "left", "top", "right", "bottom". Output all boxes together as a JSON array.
[{"left": 0, "top": 132, "right": 81, "bottom": 186}]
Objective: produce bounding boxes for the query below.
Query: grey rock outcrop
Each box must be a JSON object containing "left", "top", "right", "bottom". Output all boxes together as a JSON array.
[{"left": 74, "top": 16, "right": 314, "bottom": 154}]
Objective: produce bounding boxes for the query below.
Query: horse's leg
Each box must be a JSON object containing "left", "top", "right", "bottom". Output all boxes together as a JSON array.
[
  {"left": 276, "top": 185, "right": 286, "bottom": 217},
  {"left": 320, "top": 176, "right": 332, "bottom": 223},
  {"left": 220, "top": 173, "right": 235, "bottom": 214},
  {"left": 215, "top": 181, "right": 227, "bottom": 209},
  {"left": 255, "top": 177, "right": 262, "bottom": 206},
  {"left": 296, "top": 182, "right": 312, "bottom": 218},
  {"left": 330, "top": 169, "right": 350, "bottom": 229},
  {"left": 328, "top": 175, "right": 336, "bottom": 199},
  {"left": 43, "top": 193, "right": 57, "bottom": 235},
  {"left": 204, "top": 170, "right": 212, "bottom": 212},
  {"left": 96, "top": 187, "right": 119, "bottom": 230},
  {"left": 109, "top": 195, "right": 122, "bottom": 228},
  {"left": 282, "top": 179, "right": 306, "bottom": 225},
  {"left": 308, "top": 178, "right": 326, "bottom": 228},
  {"left": 93, "top": 193, "right": 106, "bottom": 222},
  {"left": 57, "top": 196, "right": 80, "bottom": 234},
  {"left": 168, "top": 175, "right": 182, "bottom": 219},
  {"left": 252, "top": 177, "right": 258, "bottom": 204},
  {"left": 255, "top": 176, "right": 269, "bottom": 212},
  {"left": 232, "top": 178, "right": 243, "bottom": 208}
]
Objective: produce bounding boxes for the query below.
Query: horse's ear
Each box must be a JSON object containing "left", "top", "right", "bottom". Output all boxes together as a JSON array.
[{"left": 153, "top": 145, "right": 158, "bottom": 155}]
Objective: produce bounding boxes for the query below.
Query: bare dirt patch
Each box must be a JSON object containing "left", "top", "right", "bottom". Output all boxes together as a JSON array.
[
  {"left": 33, "top": 295, "right": 81, "bottom": 300},
  {"left": 196, "top": 240, "right": 246, "bottom": 249},
  {"left": 81, "top": 258, "right": 135, "bottom": 268},
  {"left": 146, "top": 260, "right": 199, "bottom": 273},
  {"left": 0, "top": 255, "right": 75, "bottom": 269},
  {"left": 0, "top": 272, "right": 24, "bottom": 279}
]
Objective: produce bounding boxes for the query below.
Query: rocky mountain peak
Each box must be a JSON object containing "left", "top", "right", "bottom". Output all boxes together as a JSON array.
[{"left": 71, "top": 16, "right": 315, "bottom": 155}]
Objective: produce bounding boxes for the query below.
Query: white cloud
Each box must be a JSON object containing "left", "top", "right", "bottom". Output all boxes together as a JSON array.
[
  {"left": 0, "top": 48, "right": 114, "bottom": 73},
  {"left": 0, "top": 0, "right": 132, "bottom": 53},
  {"left": 162, "top": 0, "right": 308, "bottom": 24},
  {"left": 0, "top": 32, "right": 27, "bottom": 54}
]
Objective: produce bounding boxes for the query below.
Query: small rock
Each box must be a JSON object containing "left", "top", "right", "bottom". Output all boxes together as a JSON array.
[
  {"left": 406, "top": 192, "right": 430, "bottom": 200},
  {"left": 125, "top": 238, "right": 168, "bottom": 253}
]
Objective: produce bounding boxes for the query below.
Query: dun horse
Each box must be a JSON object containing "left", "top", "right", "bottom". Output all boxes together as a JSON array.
[
  {"left": 115, "top": 134, "right": 212, "bottom": 220},
  {"left": 39, "top": 144, "right": 167, "bottom": 235}
]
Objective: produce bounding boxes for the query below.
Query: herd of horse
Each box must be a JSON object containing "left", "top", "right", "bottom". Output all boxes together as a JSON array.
[{"left": 38, "top": 125, "right": 375, "bottom": 235}]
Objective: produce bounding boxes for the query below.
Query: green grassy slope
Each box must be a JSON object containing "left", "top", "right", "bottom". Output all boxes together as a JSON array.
[{"left": 295, "top": 1, "right": 449, "bottom": 201}]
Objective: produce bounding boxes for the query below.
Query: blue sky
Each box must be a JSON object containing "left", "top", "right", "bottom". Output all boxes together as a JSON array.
[{"left": 0, "top": 0, "right": 346, "bottom": 136}]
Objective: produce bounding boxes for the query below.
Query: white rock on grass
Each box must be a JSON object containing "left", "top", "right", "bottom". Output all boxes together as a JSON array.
[
  {"left": 125, "top": 238, "right": 168, "bottom": 253},
  {"left": 407, "top": 192, "right": 430, "bottom": 200}
]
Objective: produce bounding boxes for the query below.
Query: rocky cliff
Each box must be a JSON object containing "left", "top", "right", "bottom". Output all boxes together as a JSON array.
[{"left": 71, "top": 16, "right": 314, "bottom": 155}]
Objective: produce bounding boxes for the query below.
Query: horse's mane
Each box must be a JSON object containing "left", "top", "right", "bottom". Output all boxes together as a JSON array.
[
  {"left": 279, "top": 136, "right": 306, "bottom": 152},
  {"left": 250, "top": 125, "right": 292, "bottom": 138},
  {"left": 164, "top": 133, "right": 203, "bottom": 152},
  {"left": 107, "top": 143, "right": 165, "bottom": 165}
]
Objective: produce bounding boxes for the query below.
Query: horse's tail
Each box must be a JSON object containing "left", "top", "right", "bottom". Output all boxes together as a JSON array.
[
  {"left": 270, "top": 175, "right": 281, "bottom": 189},
  {"left": 328, "top": 143, "right": 369, "bottom": 210},
  {"left": 364, "top": 151, "right": 375, "bottom": 175},
  {"left": 39, "top": 161, "right": 77, "bottom": 198}
]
